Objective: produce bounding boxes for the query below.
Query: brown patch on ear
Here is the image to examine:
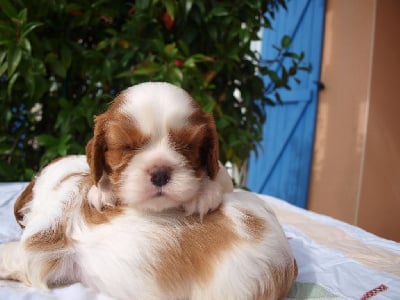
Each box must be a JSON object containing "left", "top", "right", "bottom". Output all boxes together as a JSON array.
[
  {"left": 169, "top": 124, "right": 208, "bottom": 177},
  {"left": 199, "top": 113, "right": 220, "bottom": 179},
  {"left": 172, "top": 108, "right": 220, "bottom": 179},
  {"left": 155, "top": 209, "right": 238, "bottom": 295},
  {"left": 14, "top": 178, "right": 36, "bottom": 228},
  {"left": 85, "top": 138, "right": 95, "bottom": 175},
  {"left": 240, "top": 209, "right": 267, "bottom": 241},
  {"left": 86, "top": 114, "right": 108, "bottom": 185},
  {"left": 86, "top": 91, "right": 142, "bottom": 186}
]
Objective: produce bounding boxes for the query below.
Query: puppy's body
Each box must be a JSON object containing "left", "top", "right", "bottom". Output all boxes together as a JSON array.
[{"left": 0, "top": 156, "right": 297, "bottom": 299}]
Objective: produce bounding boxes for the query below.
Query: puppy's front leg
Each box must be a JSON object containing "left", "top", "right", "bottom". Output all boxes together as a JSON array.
[{"left": 0, "top": 241, "right": 30, "bottom": 285}]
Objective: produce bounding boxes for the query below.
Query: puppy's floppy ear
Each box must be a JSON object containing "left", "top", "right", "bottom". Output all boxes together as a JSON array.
[
  {"left": 86, "top": 114, "right": 107, "bottom": 185},
  {"left": 201, "top": 113, "right": 220, "bottom": 180},
  {"left": 14, "top": 178, "right": 36, "bottom": 228}
]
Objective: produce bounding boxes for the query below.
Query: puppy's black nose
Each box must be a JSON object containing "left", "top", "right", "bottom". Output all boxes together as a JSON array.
[{"left": 150, "top": 167, "right": 171, "bottom": 187}]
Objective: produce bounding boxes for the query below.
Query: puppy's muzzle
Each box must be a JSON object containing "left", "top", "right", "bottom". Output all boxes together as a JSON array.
[{"left": 150, "top": 167, "right": 171, "bottom": 187}]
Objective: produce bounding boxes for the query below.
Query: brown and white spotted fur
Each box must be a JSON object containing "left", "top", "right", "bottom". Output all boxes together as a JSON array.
[
  {"left": 0, "top": 155, "right": 297, "bottom": 299},
  {"left": 0, "top": 82, "right": 297, "bottom": 299}
]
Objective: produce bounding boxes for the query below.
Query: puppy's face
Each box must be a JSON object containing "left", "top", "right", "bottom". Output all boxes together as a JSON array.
[{"left": 86, "top": 82, "right": 219, "bottom": 212}]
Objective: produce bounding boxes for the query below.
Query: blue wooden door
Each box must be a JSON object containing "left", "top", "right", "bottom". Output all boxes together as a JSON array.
[{"left": 247, "top": 0, "right": 325, "bottom": 208}]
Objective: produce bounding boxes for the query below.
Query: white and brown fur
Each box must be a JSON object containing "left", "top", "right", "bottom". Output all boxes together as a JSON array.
[
  {"left": 85, "top": 82, "right": 233, "bottom": 216},
  {"left": 0, "top": 83, "right": 297, "bottom": 299}
]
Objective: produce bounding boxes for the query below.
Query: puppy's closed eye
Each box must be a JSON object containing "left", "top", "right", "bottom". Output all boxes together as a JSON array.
[
  {"left": 105, "top": 122, "right": 150, "bottom": 152},
  {"left": 169, "top": 125, "right": 205, "bottom": 151}
]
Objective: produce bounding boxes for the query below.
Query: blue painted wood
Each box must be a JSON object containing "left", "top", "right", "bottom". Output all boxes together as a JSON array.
[{"left": 247, "top": 0, "right": 325, "bottom": 208}]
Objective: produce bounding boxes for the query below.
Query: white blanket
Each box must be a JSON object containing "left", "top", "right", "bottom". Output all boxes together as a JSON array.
[{"left": 1, "top": 183, "right": 399, "bottom": 299}]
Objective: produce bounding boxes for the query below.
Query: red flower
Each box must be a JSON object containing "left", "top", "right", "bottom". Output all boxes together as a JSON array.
[
  {"left": 162, "top": 11, "right": 174, "bottom": 30},
  {"left": 173, "top": 59, "right": 183, "bottom": 67}
]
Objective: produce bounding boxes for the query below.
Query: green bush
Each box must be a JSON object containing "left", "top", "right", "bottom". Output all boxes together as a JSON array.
[{"left": 0, "top": 0, "right": 307, "bottom": 182}]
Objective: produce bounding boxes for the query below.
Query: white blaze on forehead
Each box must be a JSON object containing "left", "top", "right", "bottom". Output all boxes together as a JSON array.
[{"left": 119, "top": 82, "right": 195, "bottom": 135}]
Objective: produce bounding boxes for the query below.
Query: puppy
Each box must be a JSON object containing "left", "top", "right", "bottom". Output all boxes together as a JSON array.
[
  {"left": 85, "top": 82, "right": 233, "bottom": 216},
  {"left": 0, "top": 155, "right": 297, "bottom": 299}
]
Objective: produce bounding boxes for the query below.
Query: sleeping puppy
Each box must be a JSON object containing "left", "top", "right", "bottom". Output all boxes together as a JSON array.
[
  {"left": 0, "top": 155, "right": 297, "bottom": 300},
  {"left": 0, "top": 83, "right": 297, "bottom": 299},
  {"left": 85, "top": 82, "right": 233, "bottom": 217}
]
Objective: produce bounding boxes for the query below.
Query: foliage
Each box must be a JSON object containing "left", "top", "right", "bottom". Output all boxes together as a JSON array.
[{"left": 0, "top": 0, "right": 308, "bottom": 181}]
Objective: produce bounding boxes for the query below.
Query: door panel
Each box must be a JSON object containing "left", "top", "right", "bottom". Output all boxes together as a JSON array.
[{"left": 247, "top": 0, "right": 325, "bottom": 208}]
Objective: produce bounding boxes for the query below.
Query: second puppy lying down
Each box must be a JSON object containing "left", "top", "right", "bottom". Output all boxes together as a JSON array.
[{"left": 1, "top": 155, "right": 297, "bottom": 300}]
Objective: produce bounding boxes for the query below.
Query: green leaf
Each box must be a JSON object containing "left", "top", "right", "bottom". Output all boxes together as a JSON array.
[
  {"left": 283, "top": 52, "right": 299, "bottom": 59},
  {"left": 267, "top": 70, "right": 280, "bottom": 85},
  {"left": 16, "top": 8, "right": 27, "bottom": 23},
  {"left": 20, "top": 22, "right": 43, "bottom": 40},
  {"left": 184, "top": 57, "right": 196, "bottom": 68},
  {"left": 7, "top": 46, "right": 22, "bottom": 77},
  {"left": 133, "top": 64, "right": 161, "bottom": 76},
  {"left": 115, "top": 70, "right": 133, "bottom": 78},
  {"left": 0, "top": 51, "right": 6, "bottom": 64},
  {"left": 96, "top": 40, "right": 109, "bottom": 51},
  {"left": 210, "top": 6, "right": 229, "bottom": 17},
  {"left": 0, "top": 0, "right": 18, "bottom": 18},
  {"left": 281, "top": 35, "right": 291, "bottom": 49},
  {"left": 58, "top": 135, "right": 72, "bottom": 156},
  {"left": 164, "top": 42, "right": 177, "bottom": 57},
  {"left": 169, "top": 67, "right": 183, "bottom": 83},
  {"left": 20, "top": 38, "right": 31, "bottom": 53},
  {"left": 36, "top": 134, "right": 57, "bottom": 146},
  {"left": 162, "top": 0, "right": 176, "bottom": 19},
  {"left": 184, "top": 0, "right": 193, "bottom": 13},
  {"left": 191, "top": 54, "right": 215, "bottom": 62},
  {"left": 202, "top": 99, "right": 216, "bottom": 113},
  {"left": 7, "top": 72, "right": 19, "bottom": 98}
]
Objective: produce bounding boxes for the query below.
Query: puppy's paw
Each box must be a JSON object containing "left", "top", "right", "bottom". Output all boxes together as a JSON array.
[
  {"left": 183, "top": 163, "right": 233, "bottom": 218},
  {"left": 182, "top": 188, "right": 222, "bottom": 218},
  {"left": 87, "top": 185, "right": 117, "bottom": 211}
]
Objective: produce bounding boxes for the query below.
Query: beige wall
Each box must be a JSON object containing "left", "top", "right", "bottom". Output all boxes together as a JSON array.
[
  {"left": 308, "top": 0, "right": 376, "bottom": 224},
  {"left": 308, "top": 0, "right": 400, "bottom": 241},
  {"left": 358, "top": 0, "right": 400, "bottom": 241}
]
